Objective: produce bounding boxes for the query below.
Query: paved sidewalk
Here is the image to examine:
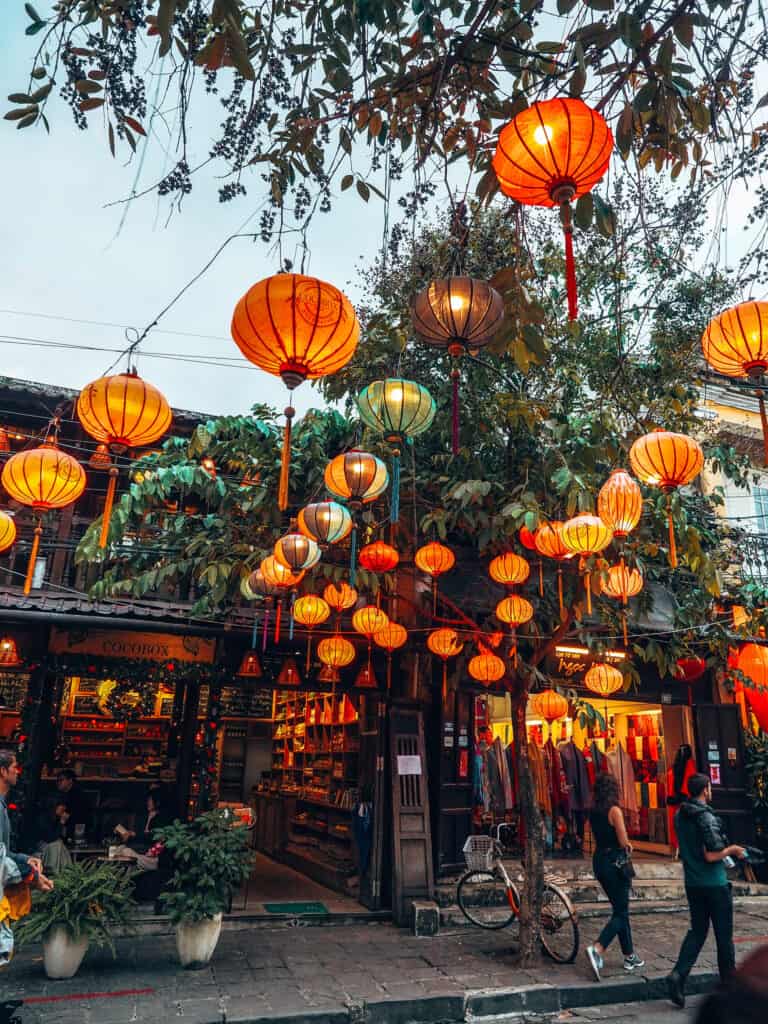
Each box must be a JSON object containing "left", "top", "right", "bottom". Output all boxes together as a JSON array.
[{"left": 2, "top": 906, "right": 767, "bottom": 1024}]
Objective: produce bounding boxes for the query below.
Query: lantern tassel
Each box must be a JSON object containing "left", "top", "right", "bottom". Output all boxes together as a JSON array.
[
  {"left": 391, "top": 449, "right": 401, "bottom": 524},
  {"left": 263, "top": 607, "right": 270, "bottom": 651},
  {"left": 620, "top": 554, "right": 628, "bottom": 605},
  {"left": 289, "top": 591, "right": 296, "bottom": 640},
  {"left": 667, "top": 496, "right": 678, "bottom": 569},
  {"left": 538, "top": 559, "right": 544, "bottom": 598},
  {"left": 275, "top": 599, "right": 282, "bottom": 643},
  {"left": 584, "top": 565, "right": 592, "bottom": 616},
  {"left": 557, "top": 568, "right": 564, "bottom": 618},
  {"left": 623, "top": 611, "right": 628, "bottom": 649},
  {"left": 23, "top": 521, "right": 43, "bottom": 596},
  {"left": 278, "top": 403, "right": 295, "bottom": 512},
  {"left": 757, "top": 389, "right": 768, "bottom": 467},
  {"left": 98, "top": 465, "right": 119, "bottom": 549},
  {"left": 387, "top": 653, "right": 392, "bottom": 693},
  {"left": 451, "top": 366, "right": 460, "bottom": 456},
  {"left": 349, "top": 525, "right": 358, "bottom": 587},
  {"left": 560, "top": 200, "right": 578, "bottom": 321},
  {"left": 442, "top": 661, "right": 447, "bottom": 703},
  {"left": 306, "top": 636, "right": 312, "bottom": 674}
]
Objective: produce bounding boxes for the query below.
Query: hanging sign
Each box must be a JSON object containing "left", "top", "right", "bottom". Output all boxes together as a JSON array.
[
  {"left": 397, "top": 755, "right": 421, "bottom": 775},
  {"left": 49, "top": 627, "right": 215, "bottom": 664},
  {"left": 711, "top": 764, "right": 722, "bottom": 785}
]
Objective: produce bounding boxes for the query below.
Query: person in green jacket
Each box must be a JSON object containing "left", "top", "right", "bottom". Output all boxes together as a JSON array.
[{"left": 668, "top": 772, "right": 747, "bottom": 1009}]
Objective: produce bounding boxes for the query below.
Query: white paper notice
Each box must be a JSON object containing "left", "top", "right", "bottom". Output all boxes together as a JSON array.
[{"left": 397, "top": 755, "right": 421, "bottom": 775}]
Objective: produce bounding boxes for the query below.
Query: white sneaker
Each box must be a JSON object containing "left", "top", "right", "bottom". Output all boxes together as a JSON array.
[
  {"left": 624, "top": 953, "right": 645, "bottom": 972},
  {"left": 586, "top": 945, "right": 603, "bottom": 981}
]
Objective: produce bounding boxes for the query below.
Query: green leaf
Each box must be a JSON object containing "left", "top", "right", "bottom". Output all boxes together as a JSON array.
[
  {"left": 4, "top": 106, "right": 37, "bottom": 121},
  {"left": 24, "top": 22, "right": 45, "bottom": 35},
  {"left": 574, "top": 193, "right": 594, "bottom": 230},
  {"left": 356, "top": 180, "right": 370, "bottom": 202},
  {"left": 340, "top": 174, "right": 354, "bottom": 191},
  {"left": 593, "top": 193, "right": 616, "bottom": 237},
  {"left": 7, "top": 93, "right": 33, "bottom": 103},
  {"left": 24, "top": 3, "right": 41, "bottom": 21}
]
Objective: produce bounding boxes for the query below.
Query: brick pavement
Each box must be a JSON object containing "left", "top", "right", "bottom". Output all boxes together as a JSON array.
[{"left": 1, "top": 906, "right": 767, "bottom": 1024}]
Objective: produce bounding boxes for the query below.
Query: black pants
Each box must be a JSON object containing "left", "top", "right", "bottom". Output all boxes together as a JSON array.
[
  {"left": 674, "top": 884, "right": 735, "bottom": 983},
  {"left": 594, "top": 850, "right": 633, "bottom": 956}
]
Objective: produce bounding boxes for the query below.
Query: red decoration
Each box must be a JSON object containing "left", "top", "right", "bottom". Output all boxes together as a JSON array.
[
  {"left": 519, "top": 526, "right": 537, "bottom": 550},
  {"left": 358, "top": 541, "right": 399, "bottom": 573}
]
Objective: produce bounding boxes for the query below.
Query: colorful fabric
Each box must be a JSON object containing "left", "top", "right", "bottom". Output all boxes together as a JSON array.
[
  {"left": 606, "top": 742, "right": 639, "bottom": 833},
  {"left": 0, "top": 844, "right": 26, "bottom": 967},
  {"left": 558, "top": 741, "right": 592, "bottom": 812}
]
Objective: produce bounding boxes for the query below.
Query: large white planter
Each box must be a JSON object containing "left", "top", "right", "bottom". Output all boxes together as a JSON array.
[
  {"left": 43, "top": 927, "right": 89, "bottom": 979},
  {"left": 175, "top": 913, "right": 222, "bottom": 969}
]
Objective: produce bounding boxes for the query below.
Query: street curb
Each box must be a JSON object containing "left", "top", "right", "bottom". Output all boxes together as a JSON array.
[{"left": 219, "top": 970, "right": 721, "bottom": 1023}]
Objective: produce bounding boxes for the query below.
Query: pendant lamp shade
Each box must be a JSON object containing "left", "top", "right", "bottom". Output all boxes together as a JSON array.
[
  {"left": 0, "top": 635, "right": 22, "bottom": 668},
  {"left": 274, "top": 533, "right": 321, "bottom": 572},
  {"left": 357, "top": 379, "right": 436, "bottom": 442},
  {"left": 231, "top": 274, "right": 359, "bottom": 510},
  {"left": 323, "top": 581, "right": 358, "bottom": 613},
  {"left": 411, "top": 278, "right": 504, "bottom": 355},
  {"left": 2, "top": 442, "right": 86, "bottom": 511},
  {"left": 598, "top": 469, "right": 642, "bottom": 537},
  {"left": 324, "top": 451, "right": 388, "bottom": 508},
  {"left": 352, "top": 605, "right": 389, "bottom": 639},
  {"left": 0, "top": 511, "right": 16, "bottom": 554},
  {"left": 532, "top": 688, "right": 569, "bottom": 722},
  {"left": 237, "top": 650, "right": 263, "bottom": 678},
  {"left": 489, "top": 552, "right": 530, "bottom": 587},
  {"left": 415, "top": 541, "right": 456, "bottom": 578},
  {"left": 495, "top": 595, "right": 534, "bottom": 626},
  {"left": 629, "top": 429, "right": 703, "bottom": 568},
  {"left": 354, "top": 663, "right": 379, "bottom": 689},
  {"left": 492, "top": 98, "right": 612, "bottom": 321},
  {"left": 77, "top": 371, "right": 172, "bottom": 449},
  {"left": 277, "top": 656, "right": 302, "bottom": 687},
  {"left": 298, "top": 501, "right": 352, "bottom": 545},
  {"left": 468, "top": 652, "right": 505, "bottom": 686},
  {"left": 317, "top": 635, "right": 355, "bottom": 669},
  {"left": 292, "top": 595, "right": 330, "bottom": 629},
  {"left": 374, "top": 622, "right": 408, "bottom": 652},
  {"left": 584, "top": 662, "right": 623, "bottom": 697},
  {"left": 358, "top": 541, "right": 399, "bottom": 573},
  {"left": 259, "top": 555, "right": 305, "bottom": 589}
]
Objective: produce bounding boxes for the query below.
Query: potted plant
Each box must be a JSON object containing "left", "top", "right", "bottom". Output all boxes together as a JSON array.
[
  {"left": 14, "top": 860, "right": 137, "bottom": 979},
  {"left": 155, "top": 809, "right": 253, "bottom": 969}
]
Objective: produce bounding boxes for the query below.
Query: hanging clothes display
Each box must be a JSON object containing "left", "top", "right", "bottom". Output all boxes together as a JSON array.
[
  {"left": 666, "top": 744, "right": 697, "bottom": 850},
  {"left": 606, "top": 741, "right": 639, "bottom": 834}
]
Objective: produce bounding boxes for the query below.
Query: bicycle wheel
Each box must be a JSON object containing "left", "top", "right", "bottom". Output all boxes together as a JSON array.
[
  {"left": 539, "top": 881, "right": 579, "bottom": 963},
  {"left": 457, "top": 869, "right": 519, "bottom": 930}
]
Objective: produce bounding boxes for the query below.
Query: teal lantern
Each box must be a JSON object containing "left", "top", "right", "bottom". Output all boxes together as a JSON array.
[{"left": 357, "top": 378, "right": 435, "bottom": 523}]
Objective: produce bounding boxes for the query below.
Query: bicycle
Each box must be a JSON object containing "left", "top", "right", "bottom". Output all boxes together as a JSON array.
[{"left": 457, "top": 825, "right": 579, "bottom": 963}]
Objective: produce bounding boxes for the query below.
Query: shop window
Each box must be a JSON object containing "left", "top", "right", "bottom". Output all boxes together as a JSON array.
[{"left": 755, "top": 485, "right": 768, "bottom": 534}]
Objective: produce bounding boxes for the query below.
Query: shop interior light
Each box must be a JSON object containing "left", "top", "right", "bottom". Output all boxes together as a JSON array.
[{"left": 555, "top": 645, "right": 626, "bottom": 660}]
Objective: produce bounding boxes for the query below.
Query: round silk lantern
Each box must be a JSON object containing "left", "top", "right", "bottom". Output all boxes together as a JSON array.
[
  {"left": 0, "top": 512, "right": 16, "bottom": 554},
  {"left": 298, "top": 501, "right": 352, "bottom": 545},
  {"left": 77, "top": 370, "right": 172, "bottom": 548},
  {"left": 629, "top": 429, "right": 703, "bottom": 568},
  {"left": 352, "top": 605, "right": 389, "bottom": 639},
  {"left": 411, "top": 277, "right": 503, "bottom": 453},
  {"left": 534, "top": 520, "right": 571, "bottom": 614},
  {"left": 561, "top": 514, "right": 613, "bottom": 614},
  {"left": 519, "top": 526, "right": 538, "bottom": 550},
  {"left": 318, "top": 635, "right": 356, "bottom": 670},
  {"left": 495, "top": 594, "right": 534, "bottom": 666},
  {"left": 601, "top": 562, "right": 643, "bottom": 646},
  {"left": 489, "top": 552, "right": 530, "bottom": 588},
  {"left": 2, "top": 441, "right": 86, "bottom": 594},
  {"left": 323, "top": 581, "right": 358, "bottom": 616},
  {"left": 736, "top": 643, "right": 768, "bottom": 733},
  {"left": 293, "top": 594, "right": 331, "bottom": 671},
  {"left": 274, "top": 533, "right": 321, "bottom": 573},
  {"left": 585, "top": 662, "right": 624, "bottom": 698},
  {"left": 702, "top": 301, "right": 768, "bottom": 463},
  {"left": 358, "top": 541, "right": 399, "bottom": 573},
  {"left": 324, "top": 450, "right": 388, "bottom": 586},
  {"left": 415, "top": 541, "right": 456, "bottom": 613},
  {"left": 231, "top": 274, "right": 360, "bottom": 509},
  {"left": 598, "top": 469, "right": 642, "bottom": 538},
  {"left": 428, "top": 627, "right": 465, "bottom": 699},
  {"left": 493, "top": 98, "right": 613, "bottom": 320},
  {"left": 468, "top": 651, "right": 506, "bottom": 687},
  {"left": 374, "top": 621, "right": 408, "bottom": 690},
  {"left": 532, "top": 688, "right": 569, "bottom": 723},
  {"left": 357, "top": 378, "right": 435, "bottom": 521},
  {"left": 260, "top": 555, "right": 305, "bottom": 644}
]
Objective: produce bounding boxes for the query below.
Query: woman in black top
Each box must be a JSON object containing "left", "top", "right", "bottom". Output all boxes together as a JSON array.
[{"left": 586, "top": 773, "right": 644, "bottom": 981}]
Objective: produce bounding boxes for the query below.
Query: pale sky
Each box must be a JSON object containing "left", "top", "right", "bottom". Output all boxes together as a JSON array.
[{"left": 0, "top": 5, "right": 765, "bottom": 424}]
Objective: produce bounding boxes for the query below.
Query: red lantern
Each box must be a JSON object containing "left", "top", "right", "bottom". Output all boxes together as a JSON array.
[
  {"left": 519, "top": 526, "right": 537, "bottom": 550},
  {"left": 736, "top": 644, "right": 768, "bottom": 732},
  {"left": 358, "top": 541, "right": 399, "bottom": 573},
  {"left": 493, "top": 98, "right": 613, "bottom": 320},
  {"left": 674, "top": 656, "right": 707, "bottom": 683}
]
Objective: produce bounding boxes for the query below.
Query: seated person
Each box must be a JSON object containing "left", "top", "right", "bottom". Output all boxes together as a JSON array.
[
  {"left": 56, "top": 769, "right": 91, "bottom": 842},
  {"left": 34, "top": 801, "right": 73, "bottom": 876},
  {"left": 113, "top": 791, "right": 168, "bottom": 856},
  {"left": 112, "top": 793, "right": 172, "bottom": 902}
]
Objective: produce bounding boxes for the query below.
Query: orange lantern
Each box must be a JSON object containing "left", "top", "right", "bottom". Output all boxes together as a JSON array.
[
  {"left": 374, "top": 621, "right": 408, "bottom": 690},
  {"left": 427, "top": 627, "right": 465, "bottom": 700},
  {"left": 519, "top": 526, "right": 538, "bottom": 550},
  {"left": 561, "top": 515, "right": 613, "bottom": 614},
  {"left": 323, "top": 581, "right": 358, "bottom": 617},
  {"left": 274, "top": 533, "right": 321, "bottom": 573},
  {"left": 534, "top": 520, "right": 571, "bottom": 614},
  {"left": 352, "top": 605, "right": 389, "bottom": 639},
  {"left": 702, "top": 301, "right": 768, "bottom": 464},
  {"left": 415, "top": 541, "right": 456, "bottom": 613},
  {"left": 411, "top": 277, "right": 504, "bottom": 453},
  {"left": 495, "top": 594, "right": 534, "bottom": 666},
  {"left": 0, "top": 511, "right": 16, "bottom": 554},
  {"left": 469, "top": 651, "right": 506, "bottom": 687},
  {"left": 736, "top": 643, "right": 768, "bottom": 732},
  {"left": 298, "top": 501, "right": 352, "bottom": 545},
  {"left": 489, "top": 552, "right": 530, "bottom": 588},
  {"left": 629, "top": 429, "right": 703, "bottom": 568},
  {"left": 231, "top": 274, "right": 360, "bottom": 509},
  {"left": 2, "top": 441, "right": 86, "bottom": 594},
  {"left": 598, "top": 469, "right": 642, "bottom": 538},
  {"left": 584, "top": 662, "right": 624, "bottom": 698},
  {"left": 324, "top": 451, "right": 389, "bottom": 587},
  {"left": 358, "top": 541, "right": 399, "bottom": 573},
  {"left": 293, "top": 594, "right": 331, "bottom": 671},
  {"left": 318, "top": 635, "right": 356, "bottom": 669},
  {"left": 492, "top": 98, "right": 613, "bottom": 320},
  {"left": 532, "top": 688, "right": 569, "bottom": 724},
  {"left": 260, "top": 555, "right": 305, "bottom": 643},
  {"left": 0, "top": 635, "right": 22, "bottom": 668},
  {"left": 601, "top": 562, "right": 643, "bottom": 646},
  {"left": 77, "top": 370, "right": 172, "bottom": 548}
]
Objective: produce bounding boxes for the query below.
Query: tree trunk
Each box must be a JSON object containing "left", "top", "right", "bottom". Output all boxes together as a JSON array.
[{"left": 511, "top": 685, "right": 544, "bottom": 965}]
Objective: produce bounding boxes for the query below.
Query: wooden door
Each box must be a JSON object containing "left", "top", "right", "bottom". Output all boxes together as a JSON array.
[
  {"left": 389, "top": 704, "right": 434, "bottom": 924},
  {"left": 694, "top": 704, "right": 754, "bottom": 844},
  {"left": 358, "top": 695, "right": 389, "bottom": 910}
]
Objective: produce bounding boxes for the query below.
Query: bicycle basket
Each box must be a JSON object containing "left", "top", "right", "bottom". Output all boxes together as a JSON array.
[{"left": 462, "top": 835, "right": 495, "bottom": 873}]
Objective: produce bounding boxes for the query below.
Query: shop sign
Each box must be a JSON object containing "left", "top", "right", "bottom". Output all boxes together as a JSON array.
[
  {"left": 49, "top": 627, "right": 215, "bottom": 664},
  {"left": 397, "top": 755, "right": 421, "bottom": 775},
  {"left": 545, "top": 645, "right": 625, "bottom": 683}
]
